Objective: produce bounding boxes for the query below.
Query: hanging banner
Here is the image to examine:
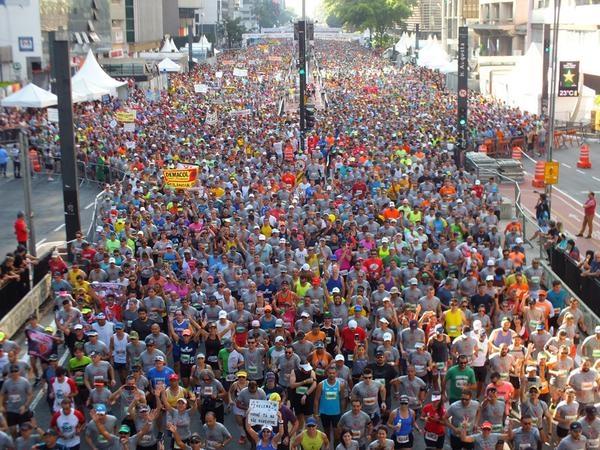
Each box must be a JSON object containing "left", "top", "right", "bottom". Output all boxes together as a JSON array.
[
  {"left": 230, "top": 109, "right": 251, "bottom": 116},
  {"left": 558, "top": 61, "right": 579, "bottom": 97},
  {"left": 194, "top": 84, "right": 209, "bottom": 94},
  {"left": 233, "top": 68, "right": 248, "bottom": 77},
  {"left": 267, "top": 56, "right": 282, "bottom": 62},
  {"left": 116, "top": 110, "right": 136, "bottom": 122},
  {"left": 164, "top": 168, "right": 199, "bottom": 188},
  {"left": 222, "top": 60, "right": 235, "bottom": 65},
  {"left": 25, "top": 329, "right": 55, "bottom": 360}
]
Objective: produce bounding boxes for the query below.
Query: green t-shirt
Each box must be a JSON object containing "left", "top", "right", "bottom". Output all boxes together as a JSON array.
[
  {"left": 68, "top": 355, "right": 92, "bottom": 385},
  {"left": 218, "top": 348, "right": 231, "bottom": 374},
  {"left": 445, "top": 365, "right": 476, "bottom": 401}
]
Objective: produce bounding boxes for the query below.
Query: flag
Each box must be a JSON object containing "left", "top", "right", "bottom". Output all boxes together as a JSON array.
[{"left": 26, "top": 329, "right": 55, "bottom": 360}]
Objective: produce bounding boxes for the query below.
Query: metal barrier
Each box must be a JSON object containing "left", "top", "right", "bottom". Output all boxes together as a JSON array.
[{"left": 0, "top": 274, "right": 51, "bottom": 339}]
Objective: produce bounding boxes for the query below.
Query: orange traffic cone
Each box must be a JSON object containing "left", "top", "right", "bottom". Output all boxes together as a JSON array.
[
  {"left": 512, "top": 146, "right": 522, "bottom": 160},
  {"left": 532, "top": 161, "right": 546, "bottom": 188},
  {"left": 478, "top": 144, "right": 487, "bottom": 155},
  {"left": 577, "top": 144, "right": 592, "bottom": 168}
]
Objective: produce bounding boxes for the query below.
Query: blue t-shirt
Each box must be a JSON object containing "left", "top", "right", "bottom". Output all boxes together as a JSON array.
[
  {"left": 146, "top": 366, "right": 175, "bottom": 388},
  {"left": 547, "top": 289, "right": 568, "bottom": 310}
]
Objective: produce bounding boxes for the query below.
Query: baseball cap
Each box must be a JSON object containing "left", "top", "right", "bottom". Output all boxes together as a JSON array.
[
  {"left": 301, "top": 312, "right": 310, "bottom": 318},
  {"left": 409, "top": 278, "right": 418, "bottom": 285},
  {"left": 383, "top": 333, "right": 392, "bottom": 341},
  {"left": 315, "top": 341, "right": 324, "bottom": 348},
  {"left": 348, "top": 320, "right": 358, "bottom": 329},
  {"left": 154, "top": 355, "right": 164, "bottom": 362},
  {"left": 95, "top": 404, "right": 107, "bottom": 415},
  {"left": 119, "top": 425, "right": 131, "bottom": 434},
  {"left": 169, "top": 373, "right": 179, "bottom": 381},
  {"left": 252, "top": 320, "right": 260, "bottom": 327},
  {"left": 275, "top": 319, "right": 283, "bottom": 327},
  {"left": 354, "top": 305, "right": 363, "bottom": 312},
  {"left": 265, "top": 372, "right": 276, "bottom": 380},
  {"left": 570, "top": 422, "right": 582, "bottom": 431},
  {"left": 115, "top": 322, "right": 124, "bottom": 330},
  {"left": 129, "top": 331, "right": 139, "bottom": 339},
  {"left": 306, "top": 417, "right": 317, "bottom": 426},
  {"left": 269, "top": 392, "right": 281, "bottom": 402},
  {"left": 44, "top": 429, "right": 58, "bottom": 436},
  {"left": 300, "top": 363, "right": 313, "bottom": 371},
  {"left": 218, "top": 311, "right": 227, "bottom": 318},
  {"left": 275, "top": 336, "right": 284, "bottom": 343},
  {"left": 236, "top": 371, "right": 247, "bottom": 378},
  {"left": 73, "top": 324, "right": 83, "bottom": 330},
  {"left": 182, "top": 329, "right": 192, "bottom": 336},
  {"left": 486, "top": 275, "right": 494, "bottom": 281},
  {"left": 481, "top": 422, "right": 492, "bottom": 430}
]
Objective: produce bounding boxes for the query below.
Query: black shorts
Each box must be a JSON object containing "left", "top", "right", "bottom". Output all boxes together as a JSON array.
[
  {"left": 473, "top": 366, "right": 487, "bottom": 383},
  {"left": 424, "top": 433, "right": 445, "bottom": 449},
  {"left": 394, "top": 433, "right": 414, "bottom": 449},
  {"left": 557, "top": 426, "right": 569, "bottom": 438},
  {"left": 6, "top": 410, "right": 33, "bottom": 427},
  {"left": 509, "top": 375, "right": 520, "bottom": 390},
  {"left": 114, "top": 363, "right": 127, "bottom": 371},
  {"left": 320, "top": 414, "right": 341, "bottom": 430},
  {"left": 450, "top": 434, "right": 474, "bottom": 450}
]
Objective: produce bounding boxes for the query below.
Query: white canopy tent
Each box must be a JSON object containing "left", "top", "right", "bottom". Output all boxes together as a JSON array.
[
  {"left": 72, "top": 49, "right": 127, "bottom": 91},
  {"left": 0, "top": 83, "right": 57, "bottom": 108},
  {"left": 157, "top": 57, "right": 182, "bottom": 73},
  {"left": 160, "top": 37, "right": 179, "bottom": 53},
  {"left": 417, "top": 39, "right": 450, "bottom": 70},
  {"left": 71, "top": 78, "right": 110, "bottom": 102},
  {"left": 198, "top": 35, "right": 212, "bottom": 51}
]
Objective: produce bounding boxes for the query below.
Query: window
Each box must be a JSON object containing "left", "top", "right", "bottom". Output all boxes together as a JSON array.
[{"left": 125, "top": 0, "right": 135, "bottom": 43}]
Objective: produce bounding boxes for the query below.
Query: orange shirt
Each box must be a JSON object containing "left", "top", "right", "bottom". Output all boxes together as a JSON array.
[
  {"left": 305, "top": 330, "right": 326, "bottom": 343},
  {"left": 440, "top": 185, "right": 457, "bottom": 196}
]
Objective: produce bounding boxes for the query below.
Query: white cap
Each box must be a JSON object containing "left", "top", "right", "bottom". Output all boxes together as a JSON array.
[
  {"left": 475, "top": 180, "right": 481, "bottom": 185},
  {"left": 379, "top": 317, "right": 389, "bottom": 324},
  {"left": 332, "top": 287, "right": 341, "bottom": 294},
  {"left": 515, "top": 237, "right": 524, "bottom": 244},
  {"left": 109, "top": 257, "right": 116, "bottom": 263},
  {"left": 381, "top": 237, "right": 389, "bottom": 243},
  {"left": 301, "top": 263, "right": 310, "bottom": 271},
  {"left": 301, "top": 311, "right": 310, "bottom": 318},
  {"left": 473, "top": 320, "right": 482, "bottom": 331},
  {"left": 410, "top": 278, "right": 418, "bottom": 285},
  {"left": 456, "top": 199, "right": 463, "bottom": 203},
  {"left": 383, "top": 332, "right": 392, "bottom": 341},
  {"left": 486, "top": 275, "right": 494, "bottom": 281},
  {"left": 487, "top": 259, "right": 495, "bottom": 266},
  {"left": 335, "top": 354, "right": 345, "bottom": 362},
  {"left": 218, "top": 311, "right": 227, "bottom": 318},
  {"left": 300, "top": 363, "right": 313, "bottom": 371},
  {"left": 251, "top": 320, "right": 260, "bottom": 327},
  {"left": 258, "top": 234, "right": 266, "bottom": 241},
  {"left": 275, "top": 336, "right": 285, "bottom": 343},
  {"left": 348, "top": 319, "right": 358, "bottom": 329}
]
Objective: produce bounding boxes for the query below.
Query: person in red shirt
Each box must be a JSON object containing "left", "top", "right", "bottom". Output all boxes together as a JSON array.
[
  {"left": 362, "top": 249, "right": 384, "bottom": 283},
  {"left": 340, "top": 320, "right": 367, "bottom": 359},
  {"left": 421, "top": 392, "right": 446, "bottom": 449},
  {"left": 14, "top": 211, "right": 28, "bottom": 247},
  {"left": 577, "top": 191, "right": 596, "bottom": 238},
  {"left": 49, "top": 251, "right": 68, "bottom": 274}
]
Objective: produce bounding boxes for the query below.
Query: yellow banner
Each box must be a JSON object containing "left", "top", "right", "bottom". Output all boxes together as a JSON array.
[
  {"left": 164, "top": 168, "right": 198, "bottom": 189},
  {"left": 116, "top": 111, "right": 136, "bottom": 122}
]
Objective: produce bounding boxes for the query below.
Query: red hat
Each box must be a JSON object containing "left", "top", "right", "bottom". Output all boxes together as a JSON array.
[
  {"left": 169, "top": 373, "right": 179, "bottom": 381},
  {"left": 182, "top": 329, "right": 192, "bottom": 336},
  {"left": 481, "top": 422, "right": 492, "bottom": 430}
]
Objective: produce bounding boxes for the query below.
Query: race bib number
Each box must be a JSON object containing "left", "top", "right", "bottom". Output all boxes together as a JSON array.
[
  {"left": 8, "top": 394, "right": 20, "bottom": 403},
  {"left": 414, "top": 365, "right": 425, "bottom": 373},
  {"left": 396, "top": 435, "right": 409, "bottom": 444},
  {"left": 347, "top": 354, "right": 353, "bottom": 361},
  {"left": 352, "top": 430, "right": 361, "bottom": 439},
  {"left": 363, "top": 396, "right": 376, "bottom": 406},
  {"left": 325, "top": 391, "right": 338, "bottom": 400},
  {"left": 500, "top": 372, "right": 509, "bottom": 381},
  {"left": 425, "top": 432, "right": 439, "bottom": 442},
  {"left": 566, "top": 415, "right": 577, "bottom": 421},
  {"left": 208, "top": 356, "right": 218, "bottom": 363},
  {"left": 374, "top": 378, "right": 385, "bottom": 386},
  {"left": 296, "top": 386, "right": 308, "bottom": 395},
  {"left": 492, "top": 424, "right": 503, "bottom": 432},
  {"left": 204, "top": 386, "right": 214, "bottom": 396},
  {"left": 581, "top": 382, "right": 594, "bottom": 390},
  {"left": 588, "top": 439, "right": 599, "bottom": 448},
  {"left": 248, "top": 365, "right": 258, "bottom": 375},
  {"left": 333, "top": 318, "right": 343, "bottom": 326},
  {"left": 180, "top": 355, "right": 190, "bottom": 364},
  {"left": 316, "top": 368, "right": 325, "bottom": 376},
  {"left": 592, "top": 349, "right": 600, "bottom": 358}
]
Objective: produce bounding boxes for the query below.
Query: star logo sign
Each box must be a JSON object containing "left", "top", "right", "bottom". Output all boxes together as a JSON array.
[{"left": 563, "top": 69, "right": 575, "bottom": 87}]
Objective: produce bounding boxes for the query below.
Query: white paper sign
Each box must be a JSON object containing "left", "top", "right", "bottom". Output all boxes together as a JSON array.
[
  {"left": 109, "top": 119, "right": 118, "bottom": 129},
  {"left": 206, "top": 111, "right": 218, "bottom": 126},
  {"left": 123, "top": 122, "right": 135, "bottom": 132},
  {"left": 194, "top": 84, "right": 208, "bottom": 94},
  {"left": 215, "top": 71, "right": 223, "bottom": 79},
  {"left": 47, "top": 108, "right": 59, "bottom": 123},
  {"left": 233, "top": 68, "right": 248, "bottom": 77},
  {"left": 248, "top": 400, "right": 278, "bottom": 427}
]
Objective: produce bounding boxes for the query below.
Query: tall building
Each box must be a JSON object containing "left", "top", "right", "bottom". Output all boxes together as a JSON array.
[
  {"left": 0, "top": 0, "right": 43, "bottom": 82},
  {"left": 124, "top": 0, "right": 179, "bottom": 51},
  {"left": 441, "top": 0, "right": 479, "bottom": 55},
  {"left": 407, "top": 0, "right": 443, "bottom": 35},
  {"left": 471, "top": 0, "right": 528, "bottom": 56}
]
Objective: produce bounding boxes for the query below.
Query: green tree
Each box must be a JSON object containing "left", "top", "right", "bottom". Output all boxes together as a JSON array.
[
  {"left": 326, "top": 14, "right": 344, "bottom": 28},
  {"left": 253, "top": 0, "right": 296, "bottom": 31},
  {"left": 324, "top": 0, "right": 411, "bottom": 45},
  {"left": 223, "top": 17, "right": 246, "bottom": 49}
]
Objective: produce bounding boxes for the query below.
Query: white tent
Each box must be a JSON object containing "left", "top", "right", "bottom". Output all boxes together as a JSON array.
[
  {"left": 71, "top": 78, "right": 110, "bottom": 102},
  {"left": 157, "top": 57, "right": 181, "bottom": 73},
  {"left": 1, "top": 83, "right": 57, "bottom": 108},
  {"left": 417, "top": 40, "right": 450, "bottom": 70},
  {"left": 160, "top": 37, "right": 179, "bottom": 53},
  {"left": 72, "top": 49, "right": 126, "bottom": 90},
  {"left": 198, "top": 35, "right": 212, "bottom": 51},
  {"left": 439, "top": 59, "right": 458, "bottom": 74}
]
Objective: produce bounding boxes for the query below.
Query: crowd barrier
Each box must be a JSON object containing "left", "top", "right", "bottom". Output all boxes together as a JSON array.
[
  {"left": 0, "top": 249, "right": 53, "bottom": 324},
  {"left": 549, "top": 247, "right": 600, "bottom": 320},
  {"left": 0, "top": 274, "right": 51, "bottom": 339}
]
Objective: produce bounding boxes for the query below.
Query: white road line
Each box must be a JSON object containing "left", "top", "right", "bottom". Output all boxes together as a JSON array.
[
  {"left": 84, "top": 202, "right": 94, "bottom": 210},
  {"left": 576, "top": 169, "right": 585, "bottom": 174},
  {"left": 593, "top": 177, "right": 600, "bottom": 183},
  {"left": 53, "top": 224, "right": 65, "bottom": 232},
  {"left": 520, "top": 150, "right": 537, "bottom": 164},
  {"left": 36, "top": 238, "right": 47, "bottom": 246},
  {"left": 561, "top": 163, "right": 572, "bottom": 169}
]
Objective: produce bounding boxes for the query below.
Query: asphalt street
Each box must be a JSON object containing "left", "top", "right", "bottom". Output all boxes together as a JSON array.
[{"left": 0, "top": 169, "right": 100, "bottom": 257}]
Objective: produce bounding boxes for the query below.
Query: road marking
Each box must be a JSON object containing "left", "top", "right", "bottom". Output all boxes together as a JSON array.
[
  {"left": 553, "top": 186, "right": 600, "bottom": 221},
  {"left": 568, "top": 213, "right": 580, "bottom": 220},
  {"left": 84, "top": 202, "right": 94, "bottom": 210},
  {"left": 53, "top": 224, "right": 65, "bottom": 232},
  {"left": 523, "top": 171, "right": 529, "bottom": 175},
  {"left": 562, "top": 163, "right": 572, "bottom": 169},
  {"left": 36, "top": 238, "right": 47, "bottom": 246},
  {"left": 593, "top": 177, "right": 600, "bottom": 183},
  {"left": 576, "top": 169, "right": 585, "bottom": 174}
]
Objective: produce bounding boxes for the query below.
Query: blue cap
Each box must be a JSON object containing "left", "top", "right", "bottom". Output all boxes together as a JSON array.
[
  {"left": 95, "top": 404, "right": 107, "bottom": 414},
  {"left": 355, "top": 305, "right": 363, "bottom": 312},
  {"left": 115, "top": 322, "right": 124, "bottom": 330},
  {"left": 306, "top": 417, "right": 317, "bottom": 426}
]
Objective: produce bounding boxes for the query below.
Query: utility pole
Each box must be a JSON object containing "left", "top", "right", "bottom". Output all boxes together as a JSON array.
[
  {"left": 51, "top": 31, "right": 81, "bottom": 254},
  {"left": 546, "top": 0, "right": 561, "bottom": 213},
  {"left": 188, "top": 25, "right": 194, "bottom": 72},
  {"left": 298, "top": 19, "right": 307, "bottom": 151},
  {"left": 456, "top": 26, "right": 468, "bottom": 168}
]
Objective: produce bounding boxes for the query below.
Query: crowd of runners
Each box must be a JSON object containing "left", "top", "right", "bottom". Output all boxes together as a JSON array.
[{"left": 0, "top": 39, "right": 597, "bottom": 450}]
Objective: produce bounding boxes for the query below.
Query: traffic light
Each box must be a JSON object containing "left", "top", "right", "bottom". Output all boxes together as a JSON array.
[
  {"left": 458, "top": 106, "right": 467, "bottom": 128},
  {"left": 544, "top": 39, "right": 550, "bottom": 53},
  {"left": 305, "top": 107, "right": 315, "bottom": 130}
]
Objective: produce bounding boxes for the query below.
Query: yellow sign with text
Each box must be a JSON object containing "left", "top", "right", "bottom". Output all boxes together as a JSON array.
[
  {"left": 544, "top": 161, "right": 559, "bottom": 185},
  {"left": 163, "top": 168, "right": 198, "bottom": 189},
  {"left": 115, "top": 111, "right": 136, "bottom": 122}
]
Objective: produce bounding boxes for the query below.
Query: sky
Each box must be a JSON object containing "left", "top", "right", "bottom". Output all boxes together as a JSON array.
[{"left": 286, "top": 0, "right": 325, "bottom": 21}]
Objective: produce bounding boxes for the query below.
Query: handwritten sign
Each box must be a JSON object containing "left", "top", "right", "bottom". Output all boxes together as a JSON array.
[
  {"left": 248, "top": 400, "right": 278, "bottom": 427},
  {"left": 116, "top": 110, "right": 136, "bottom": 122},
  {"left": 194, "top": 84, "right": 208, "bottom": 94},
  {"left": 233, "top": 68, "right": 248, "bottom": 77}
]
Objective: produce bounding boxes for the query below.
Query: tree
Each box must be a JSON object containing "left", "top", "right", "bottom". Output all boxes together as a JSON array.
[
  {"left": 324, "top": 0, "right": 412, "bottom": 45},
  {"left": 223, "top": 17, "right": 246, "bottom": 49},
  {"left": 326, "top": 14, "right": 344, "bottom": 28},
  {"left": 253, "top": 0, "right": 296, "bottom": 31}
]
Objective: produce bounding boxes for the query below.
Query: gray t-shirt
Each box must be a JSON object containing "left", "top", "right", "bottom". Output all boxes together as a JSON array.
[
  {"left": 242, "top": 348, "right": 266, "bottom": 381},
  {"left": 167, "top": 409, "right": 192, "bottom": 440},
  {"left": 15, "top": 433, "right": 40, "bottom": 450},
  {"left": 367, "top": 438, "right": 394, "bottom": 450},
  {"left": 139, "top": 349, "right": 167, "bottom": 373},
  {"left": 145, "top": 333, "right": 171, "bottom": 356},
  {"left": 339, "top": 410, "right": 371, "bottom": 447},
  {"left": 84, "top": 361, "right": 112, "bottom": 385},
  {"left": 556, "top": 435, "right": 587, "bottom": 450},
  {"left": 447, "top": 400, "right": 480, "bottom": 436},
  {"left": 0, "top": 376, "right": 32, "bottom": 413},
  {"left": 351, "top": 381, "right": 382, "bottom": 415},
  {"left": 0, "top": 431, "right": 14, "bottom": 450},
  {"left": 203, "top": 422, "right": 232, "bottom": 450},
  {"left": 276, "top": 354, "right": 301, "bottom": 387},
  {"left": 469, "top": 432, "right": 501, "bottom": 450},
  {"left": 511, "top": 427, "right": 541, "bottom": 450},
  {"left": 85, "top": 415, "right": 118, "bottom": 449}
]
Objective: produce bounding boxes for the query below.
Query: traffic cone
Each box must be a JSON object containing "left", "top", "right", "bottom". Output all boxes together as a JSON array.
[
  {"left": 577, "top": 144, "right": 592, "bottom": 168},
  {"left": 512, "top": 146, "right": 522, "bottom": 160},
  {"left": 532, "top": 161, "right": 546, "bottom": 188}
]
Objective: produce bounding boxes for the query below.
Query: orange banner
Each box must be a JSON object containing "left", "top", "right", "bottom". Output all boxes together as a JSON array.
[{"left": 163, "top": 168, "right": 198, "bottom": 188}]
